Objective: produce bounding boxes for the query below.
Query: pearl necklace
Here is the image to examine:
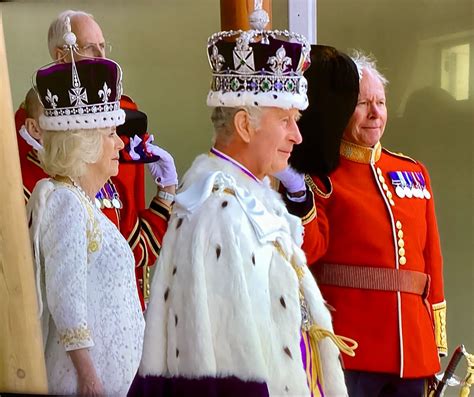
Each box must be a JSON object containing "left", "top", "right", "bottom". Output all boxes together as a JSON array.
[
  {"left": 54, "top": 176, "right": 96, "bottom": 209},
  {"left": 70, "top": 178, "right": 97, "bottom": 208}
]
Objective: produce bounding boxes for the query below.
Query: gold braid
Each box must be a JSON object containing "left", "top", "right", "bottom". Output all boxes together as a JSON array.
[{"left": 273, "top": 240, "right": 358, "bottom": 393}]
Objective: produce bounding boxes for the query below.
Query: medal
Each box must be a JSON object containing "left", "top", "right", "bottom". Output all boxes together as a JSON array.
[
  {"left": 404, "top": 186, "right": 413, "bottom": 198},
  {"left": 401, "top": 172, "right": 413, "bottom": 198},
  {"left": 417, "top": 173, "right": 426, "bottom": 198},
  {"left": 104, "top": 181, "right": 122, "bottom": 209},
  {"left": 408, "top": 172, "right": 422, "bottom": 198},
  {"left": 95, "top": 188, "right": 106, "bottom": 209},
  {"left": 95, "top": 197, "right": 102, "bottom": 209},
  {"left": 415, "top": 172, "right": 431, "bottom": 200},
  {"left": 395, "top": 185, "right": 405, "bottom": 198},
  {"left": 112, "top": 197, "right": 122, "bottom": 209},
  {"left": 389, "top": 171, "right": 404, "bottom": 199},
  {"left": 102, "top": 198, "right": 112, "bottom": 208}
]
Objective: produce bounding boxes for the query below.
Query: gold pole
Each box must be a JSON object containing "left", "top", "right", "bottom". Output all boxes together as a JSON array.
[{"left": 0, "top": 12, "right": 48, "bottom": 393}]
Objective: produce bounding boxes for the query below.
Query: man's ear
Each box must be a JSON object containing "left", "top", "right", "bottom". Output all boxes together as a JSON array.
[
  {"left": 233, "top": 110, "right": 253, "bottom": 144},
  {"left": 25, "top": 118, "right": 42, "bottom": 142},
  {"left": 55, "top": 47, "right": 67, "bottom": 63}
]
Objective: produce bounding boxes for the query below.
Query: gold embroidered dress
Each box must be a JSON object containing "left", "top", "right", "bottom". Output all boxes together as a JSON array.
[{"left": 27, "top": 179, "right": 145, "bottom": 395}]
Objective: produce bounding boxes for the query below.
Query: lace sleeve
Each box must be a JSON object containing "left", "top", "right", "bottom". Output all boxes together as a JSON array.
[{"left": 40, "top": 188, "right": 94, "bottom": 351}]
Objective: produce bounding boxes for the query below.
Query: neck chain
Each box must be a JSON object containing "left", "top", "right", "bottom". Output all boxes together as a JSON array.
[{"left": 54, "top": 176, "right": 96, "bottom": 208}]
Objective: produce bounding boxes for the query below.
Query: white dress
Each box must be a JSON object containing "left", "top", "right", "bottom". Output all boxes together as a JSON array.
[{"left": 27, "top": 179, "right": 145, "bottom": 396}]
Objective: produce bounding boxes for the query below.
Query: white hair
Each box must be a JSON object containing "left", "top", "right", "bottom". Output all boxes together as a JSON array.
[
  {"left": 350, "top": 50, "right": 389, "bottom": 86},
  {"left": 47, "top": 10, "right": 94, "bottom": 59},
  {"left": 39, "top": 128, "right": 108, "bottom": 178},
  {"left": 210, "top": 106, "right": 263, "bottom": 145}
]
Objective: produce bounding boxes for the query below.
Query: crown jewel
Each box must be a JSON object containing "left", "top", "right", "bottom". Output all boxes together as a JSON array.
[
  {"left": 34, "top": 17, "right": 125, "bottom": 131},
  {"left": 206, "top": 2, "right": 311, "bottom": 110}
]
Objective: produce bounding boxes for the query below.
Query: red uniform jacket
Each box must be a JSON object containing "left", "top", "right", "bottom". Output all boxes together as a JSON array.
[
  {"left": 16, "top": 99, "right": 170, "bottom": 310},
  {"left": 298, "top": 140, "right": 447, "bottom": 378}
]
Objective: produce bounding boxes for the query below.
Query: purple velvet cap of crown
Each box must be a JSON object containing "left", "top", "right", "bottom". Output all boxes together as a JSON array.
[
  {"left": 35, "top": 58, "right": 125, "bottom": 131},
  {"left": 211, "top": 36, "right": 308, "bottom": 76},
  {"left": 207, "top": 33, "right": 311, "bottom": 110}
]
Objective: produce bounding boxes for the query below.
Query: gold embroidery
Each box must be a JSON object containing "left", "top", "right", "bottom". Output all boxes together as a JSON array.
[
  {"left": 383, "top": 148, "right": 417, "bottom": 163},
  {"left": 60, "top": 323, "right": 92, "bottom": 346},
  {"left": 304, "top": 175, "right": 333, "bottom": 199},
  {"left": 53, "top": 177, "right": 102, "bottom": 254},
  {"left": 340, "top": 140, "right": 382, "bottom": 164},
  {"left": 432, "top": 300, "right": 448, "bottom": 354},
  {"left": 83, "top": 199, "right": 102, "bottom": 254},
  {"left": 301, "top": 205, "right": 317, "bottom": 225}
]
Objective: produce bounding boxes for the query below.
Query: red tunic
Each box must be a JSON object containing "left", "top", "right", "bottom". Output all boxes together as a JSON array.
[
  {"left": 16, "top": 99, "right": 170, "bottom": 310},
  {"left": 302, "top": 140, "right": 446, "bottom": 378}
]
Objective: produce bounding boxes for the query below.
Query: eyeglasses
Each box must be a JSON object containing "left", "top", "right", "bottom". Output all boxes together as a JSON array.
[{"left": 76, "top": 41, "right": 113, "bottom": 56}]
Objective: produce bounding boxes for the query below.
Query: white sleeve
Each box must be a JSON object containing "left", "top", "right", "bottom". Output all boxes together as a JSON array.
[{"left": 40, "top": 188, "right": 94, "bottom": 351}]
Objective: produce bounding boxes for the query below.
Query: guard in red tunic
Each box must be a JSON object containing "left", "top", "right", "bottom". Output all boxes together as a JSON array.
[{"left": 279, "top": 50, "right": 447, "bottom": 396}]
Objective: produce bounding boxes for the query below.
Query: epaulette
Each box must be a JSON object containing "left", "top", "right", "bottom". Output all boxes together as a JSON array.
[{"left": 382, "top": 147, "right": 418, "bottom": 164}]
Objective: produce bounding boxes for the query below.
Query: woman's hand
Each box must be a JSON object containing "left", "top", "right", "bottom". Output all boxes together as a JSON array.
[
  {"left": 68, "top": 348, "right": 105, "bottom": 396},
  {"left": 77, "top": 372, "right": 105, "bottom": 396}
]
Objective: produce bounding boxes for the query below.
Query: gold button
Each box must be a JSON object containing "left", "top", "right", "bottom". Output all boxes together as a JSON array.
[
  {"left": 146, "top": 267, "right": 150, "bottom": 275},
  {"left": 396, "top": 221, "right": 402, "bottom": 229},
  {"left": 398, "top": 247, "right": 405, "bottom": 256},
  {"left": 382, "top": 183, "right": 388, "bottom": 191},
  {"left": 398, "top": 239, "right": 405, "bottom": 248},
  {"left": 389, "top": 199, "right": 395, "bottom": 206},
  {"left": 386, "top": 191, "right": 393, "bottom": 199},
  {"left": 398, "top": 230, "right": 404, "bottom": 239},
  {"left": 399, "top": 256, "right": 407, "bottom": 265},
  {"left": 378, "top": 175, "right": 385, "bottom": 184},
  {"left": 377, "top": 168, "right": 382, "bottom": 176}
]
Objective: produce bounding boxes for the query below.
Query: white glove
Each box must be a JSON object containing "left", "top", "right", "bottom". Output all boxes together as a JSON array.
[
  {"left": 129, "top": 135, "right": 142, "bottom": 161},
  {"left": 146, "top": 143, "right": 178, "bottom": 187},
  {"left": 273, "top": 166, "right": 305, "bottom": 193}
]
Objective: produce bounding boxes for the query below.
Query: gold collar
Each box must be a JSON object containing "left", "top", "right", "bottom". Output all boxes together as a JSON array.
[{"left": 340, "top": 140, "right": 382, "bottom": 164}]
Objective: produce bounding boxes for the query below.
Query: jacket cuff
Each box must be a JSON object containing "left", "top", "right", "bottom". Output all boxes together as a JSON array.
[
  {"left": 60, "top": 322, "right": 94, "bottom": 351},
  {"left": 283, "top": 187, "right": 316, "bottom": 224},
  {"left": 150, "top": 197, "right": 172, "bottom": 221},
  {"left": 432, "top": 300, "right": 448, "bottom": 356}
]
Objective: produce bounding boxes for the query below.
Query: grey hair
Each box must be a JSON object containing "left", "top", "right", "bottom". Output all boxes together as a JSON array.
[
  {"left": 350, "top": 50, "right": 389, "bottom": 87},
  {"left": 47, "top": 10, "right": 93, "bottom": 59},
  {"left": 39, "top": 128, "right": 107, "bottom": 178},
  {"left": 210, "top": 106, "right": 263, "bottom": 145},
  {"left": 24, "top": 88, "right": 43, "bottom": 119}
]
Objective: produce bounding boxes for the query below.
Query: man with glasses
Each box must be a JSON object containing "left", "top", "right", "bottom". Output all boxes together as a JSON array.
[
  {"left": 15, "top": 9, "right": 177, "bottom": 310},
  {"left": 48, "top": 10, "right": 109, "bottom": 60}
]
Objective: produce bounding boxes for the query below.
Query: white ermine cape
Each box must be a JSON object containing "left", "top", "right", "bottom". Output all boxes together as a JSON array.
[{"left": 139, "top": 154, "right": 347, "bottom": 396}]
